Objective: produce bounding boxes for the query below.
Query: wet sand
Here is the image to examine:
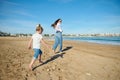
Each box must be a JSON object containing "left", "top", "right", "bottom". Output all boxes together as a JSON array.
[{"left": 0, "top": 37, "right": 120, "bottom": 80}]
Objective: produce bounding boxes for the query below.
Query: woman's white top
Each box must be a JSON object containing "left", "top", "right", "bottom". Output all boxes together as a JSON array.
[{"left": 55, "top": 23, "right": 62, "bottom": 32}]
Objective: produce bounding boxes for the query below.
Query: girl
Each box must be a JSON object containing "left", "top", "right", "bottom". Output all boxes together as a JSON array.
[
  {"left": 51, "top": 19, "right": 63, "bottom": 54},
  {"left": 28, "top": 24, "right": 50, "bottom": 70}
]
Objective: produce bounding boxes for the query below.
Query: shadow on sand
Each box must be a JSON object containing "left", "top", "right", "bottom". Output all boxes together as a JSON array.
[
  {"left": 33, "top": 52, "right": 65, "bottom": 71},
  {"left": 32, "top": 46, "right": 73, "bottom": 71},
  {"left": 62, "top": 46, "right": 73, "bottom": 52}
]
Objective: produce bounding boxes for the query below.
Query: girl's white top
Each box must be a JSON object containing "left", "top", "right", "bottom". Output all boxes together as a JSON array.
[
  {"left": 55, "top": 23, "right": 62, "bottom": 32},
  {"left": 32, "top": 33, "right": 43, "bottom": 49}
]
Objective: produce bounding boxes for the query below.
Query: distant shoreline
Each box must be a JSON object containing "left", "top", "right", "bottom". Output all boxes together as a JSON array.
[{"left": 48, "top": 36, "right": 120, "bottom": 46}]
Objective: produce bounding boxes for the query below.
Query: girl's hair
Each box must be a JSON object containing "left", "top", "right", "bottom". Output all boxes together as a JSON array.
[
  {"left": 51, "top": 18, "right": 62, "bottom": 28},
  {"left": 36, "top": 24, "right": 43, "bottom": 33}
]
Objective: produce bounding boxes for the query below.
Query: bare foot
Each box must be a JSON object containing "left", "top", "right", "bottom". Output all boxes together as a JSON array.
[
  {"left": 39, "top": 60, "right": 43, "bottom": 63},
  {"left": 52, "top": 50, "right": 56, "bottom": 54},
  {"left": 29, "top": 65, "right": 33, "bottom": 71}
]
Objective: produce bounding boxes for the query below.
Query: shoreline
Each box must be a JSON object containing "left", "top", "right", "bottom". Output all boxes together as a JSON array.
[
  {"left": 44, "top": 36, "right": 120, "bottom": 46},
  {"left": 50, "top": 39, "right": 120, "bottom": 46}
]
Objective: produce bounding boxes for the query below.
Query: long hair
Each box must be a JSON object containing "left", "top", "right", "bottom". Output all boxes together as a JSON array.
[{"left": 51, "top": 18, "right": 62, "bottom": 28}]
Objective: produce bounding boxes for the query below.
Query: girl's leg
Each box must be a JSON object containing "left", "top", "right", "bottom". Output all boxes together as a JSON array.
[
  {"left": 38, "top": 49, "right": 43, "bottom": 63},
  {"left": 38, "top": 54, "right": 43, "bottom": 63},
  {"left": 59, "top": 32, "right": 63, "bottom": 52},
  {"left": 29, "top": 49, "right": 41, "bottom": 70},
  {"left": 53, "top": 34, "right": 59, "bottom": 53},
  {"left": 29, "top": 58, "right": 36, "bottom": 70}
]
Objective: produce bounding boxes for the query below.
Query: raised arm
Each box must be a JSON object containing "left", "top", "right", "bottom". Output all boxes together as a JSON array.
[{"left": 28, "top": 38, "right": 33, "bottom": 49}]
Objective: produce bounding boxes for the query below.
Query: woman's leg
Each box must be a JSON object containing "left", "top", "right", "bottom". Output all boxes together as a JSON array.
[
  {"left": 59, "top": 32, "right": 63, "bottom": 52},
  {"left": 53, "top": 34, "right": 59, "bottom": 53}
]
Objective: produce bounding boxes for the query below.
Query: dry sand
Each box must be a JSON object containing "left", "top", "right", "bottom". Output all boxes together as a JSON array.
[{"left": 0, "top": 37, "right": 120, "bottom": 80}]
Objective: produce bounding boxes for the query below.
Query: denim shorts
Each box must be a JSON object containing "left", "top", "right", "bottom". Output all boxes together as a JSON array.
[{"left": 33, "top": 49, "right": 42, "bottom": 59}]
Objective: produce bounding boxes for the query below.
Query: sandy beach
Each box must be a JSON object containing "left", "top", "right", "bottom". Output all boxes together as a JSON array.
[{"left": 0, "top": 37, "right": 120, "bottom": 80}]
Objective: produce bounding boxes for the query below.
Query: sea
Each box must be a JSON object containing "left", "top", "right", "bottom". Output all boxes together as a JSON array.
[{"left": 63, "top": 36, "right": 120, "bottom": 46}]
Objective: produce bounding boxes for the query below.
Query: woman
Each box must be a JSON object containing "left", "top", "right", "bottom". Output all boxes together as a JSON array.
[{"left": 51, "top": 18, "right": 63, "bottom": 54}]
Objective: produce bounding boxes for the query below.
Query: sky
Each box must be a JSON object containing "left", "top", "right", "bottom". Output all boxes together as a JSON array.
[{"left": 0, "top": 0, "right": 120, "bottom": 34}]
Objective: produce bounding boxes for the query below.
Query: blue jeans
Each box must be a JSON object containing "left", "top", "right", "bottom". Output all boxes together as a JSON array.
[
  {"left": 53, "top": 32, "right": 63, "bottom": 52},
  {"left": 33, "top": 49, "right": 42, "bottom": 59}
]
